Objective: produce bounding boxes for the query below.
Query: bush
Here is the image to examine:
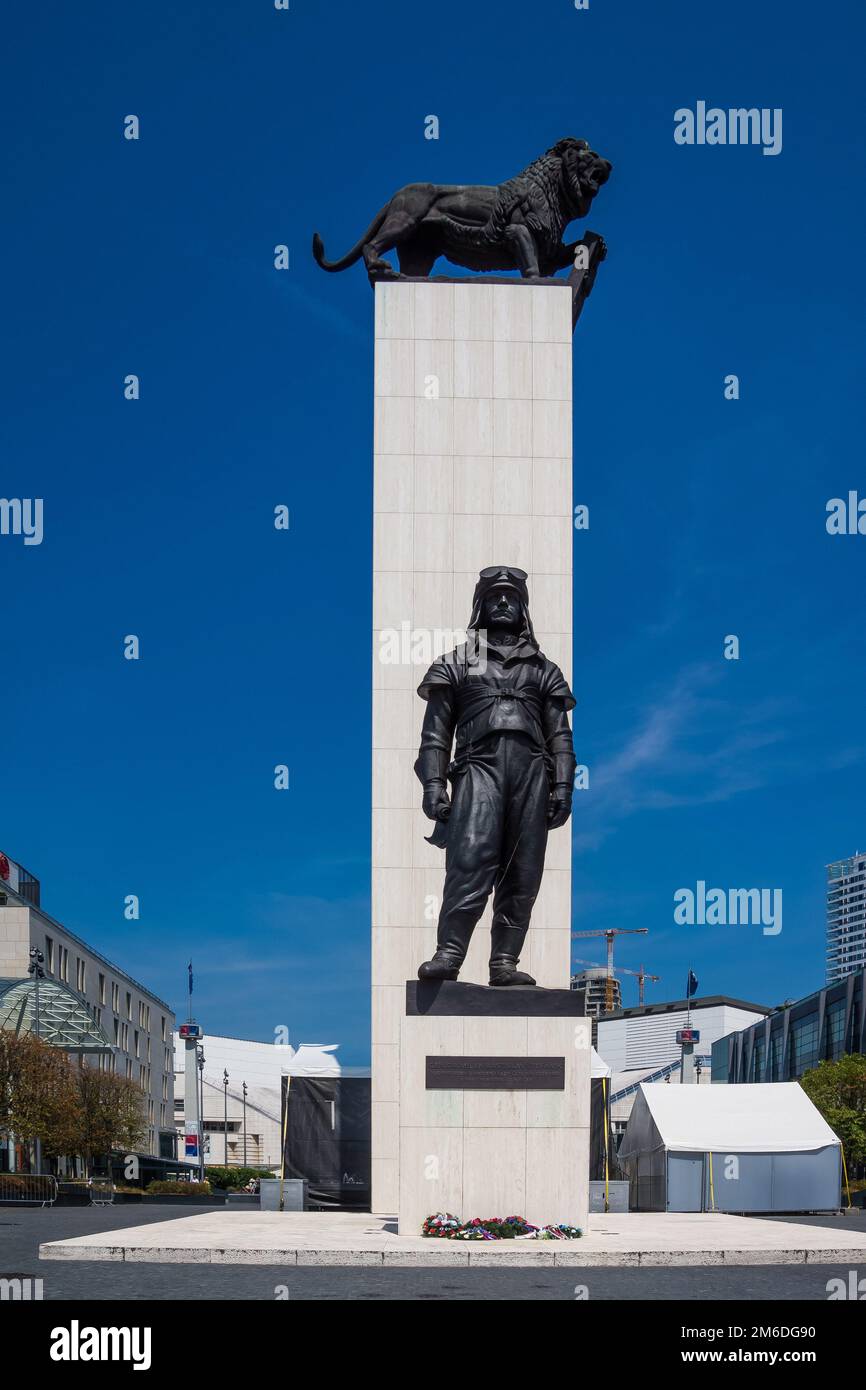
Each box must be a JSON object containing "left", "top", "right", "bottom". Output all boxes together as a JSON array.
[
  {"left": 147, "top": 1180, "right": 211, "bottom": 1196},
  {"left": 0, "top": 1174, "right": 36, "bottom": 1192},
  {"left": 205, "top": 1166, "right": 273, "bottom": 1190}
]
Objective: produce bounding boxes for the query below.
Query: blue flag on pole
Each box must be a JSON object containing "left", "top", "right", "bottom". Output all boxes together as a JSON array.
[
  {"left": 686, "top": 970, "right": 698, "bottom": 998},
  {"left": 188, "top": 961, "right": 193, "bottom": 995}
]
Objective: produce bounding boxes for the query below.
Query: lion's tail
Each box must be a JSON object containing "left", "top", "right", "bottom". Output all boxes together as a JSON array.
[{"left": 312, "top": 205, "right": 389, "bottom": 272}]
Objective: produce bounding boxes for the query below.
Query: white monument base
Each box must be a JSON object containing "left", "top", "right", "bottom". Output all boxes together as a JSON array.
[{"left": 397, "top": 981, "right": 590, "bottom": 1235}]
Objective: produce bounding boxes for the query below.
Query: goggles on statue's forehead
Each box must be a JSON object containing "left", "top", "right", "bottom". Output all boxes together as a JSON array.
[{"left": 479, "top": 566, "right": 528, "bottom": 581}]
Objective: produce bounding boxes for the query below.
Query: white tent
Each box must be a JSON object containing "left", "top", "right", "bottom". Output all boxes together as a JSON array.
[
  {"left": 618, "top": 1082, "right": 841, "bottom": 1213},
  {"left": 283, "top": 1044, "right": 342, "bottom": 1077},
  {"left": 631, "top": 1082, "right": 839, "bottom": 1153},
  {"left": 590, "top": 1047, "right": 610, "bottom": 1079}
]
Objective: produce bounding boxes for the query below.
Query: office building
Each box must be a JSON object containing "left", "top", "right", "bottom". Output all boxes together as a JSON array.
[
  {"left": 826, "top": 852, "right": 866, "bottom": 984},
  {"left": 597, "top": 995, "right": 769, "bottom": 1074},
  {"left": 0, "top": 850, "right": 175, "bottom": 1160},
  {"left": 712, "top": 966, "right": 866, "bottom": 1083}
]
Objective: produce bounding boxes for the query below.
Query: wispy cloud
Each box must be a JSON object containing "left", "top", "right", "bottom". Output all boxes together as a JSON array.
[
  {"left": 279, "top": 280, "right": 368, "bottom": 345},
  {"left": 572, "top": 662, "right": 823, "bottom": 851}
]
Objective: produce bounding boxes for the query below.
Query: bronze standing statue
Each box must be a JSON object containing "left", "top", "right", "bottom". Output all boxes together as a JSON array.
[
  {"left": 415, "top": 568, "right": 576, "bottom": 987},
  {"left": 313, "top": 137, "right": 611, "bottom": 284}
]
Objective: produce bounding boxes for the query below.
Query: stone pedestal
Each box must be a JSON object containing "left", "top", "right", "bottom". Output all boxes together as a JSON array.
[
  {"left": 398, "top": 981, "right": 590, "bottom": 1234},
  {"left": 371, "top": 278, "right": 574, "bottom": 1215}
]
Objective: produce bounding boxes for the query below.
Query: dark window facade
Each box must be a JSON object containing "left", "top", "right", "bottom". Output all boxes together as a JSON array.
[{"left": 713, "top": 968, "right": 866, "bottom": 1084}]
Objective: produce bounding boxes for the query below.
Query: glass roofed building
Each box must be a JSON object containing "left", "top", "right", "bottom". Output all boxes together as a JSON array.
[{"left": 0, "top": 976, "right": 114, "bottom": 1053}]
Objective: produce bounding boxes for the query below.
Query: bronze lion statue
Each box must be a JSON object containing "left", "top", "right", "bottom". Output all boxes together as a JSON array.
[{"left": 312, "top": 137, "right": 611, "bottom": 283}]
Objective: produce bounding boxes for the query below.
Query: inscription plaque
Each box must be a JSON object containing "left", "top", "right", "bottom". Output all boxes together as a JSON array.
[{"left": 425, "top": 1055, "right": 565, "bottom": 1091}]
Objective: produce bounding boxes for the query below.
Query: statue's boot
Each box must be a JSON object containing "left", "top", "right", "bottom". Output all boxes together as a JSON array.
[
  {"left": 417, "top": 951, "right": 462, "bottom": 982},
  {"left": 418, "top": 914, "right": 476, "bottom": 982},
  {"left": 489, "top": 923, "right": 536, "bottom": 987}
]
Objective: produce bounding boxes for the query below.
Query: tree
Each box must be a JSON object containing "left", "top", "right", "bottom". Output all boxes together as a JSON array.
[
  {"left": 67, "top": 1064, "right": 147, "bottom": 1177},
  {"left": 0, "top": 1035, "right": 148, "bottom": 1174},
  {"left": 0, "top": 1032, "right": 79, "bottom": 1158},
  {"left": 800, "top": 1054, "right": 866, "bottom": 1171}
]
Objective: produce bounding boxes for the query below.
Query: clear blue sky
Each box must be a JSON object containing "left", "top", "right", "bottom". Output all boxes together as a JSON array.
[{"left": 3, "top": 1, "right": 864, "bottom": 1063}]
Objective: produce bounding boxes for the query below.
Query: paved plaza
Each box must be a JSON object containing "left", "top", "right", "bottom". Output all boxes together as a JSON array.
[{"left": 0, "top": 1206, "right": 861, "bottom": 1299}]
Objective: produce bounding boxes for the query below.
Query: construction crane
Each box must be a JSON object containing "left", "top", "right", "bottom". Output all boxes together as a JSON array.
[
  {"left": 573, "top": 958, "right": 661, "bottom": 1007},
  {"left": 571, "top": 928, "right": 648, "bottom": 1014},
  {"left": 628, "top": 963, "right": 660, "bottom": 1006}
]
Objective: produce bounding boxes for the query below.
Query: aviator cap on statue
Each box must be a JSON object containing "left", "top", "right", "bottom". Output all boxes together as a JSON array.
[{"left": 468, "top": 566, "right": 537, "bottom": 648}]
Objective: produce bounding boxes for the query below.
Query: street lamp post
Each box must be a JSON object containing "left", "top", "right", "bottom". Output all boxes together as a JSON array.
[
  {"left": 196, "top": 1045, "right": 206, "bottom": 1182},
  {"left": 223, "top": 1069, "right": 229, "bottom": 1166},
  {"left": 240, "top": 1078, "right": 247, "bottom": 1167},
  {"left": 28, "top": 948, "right": 45, "bottom": 1174}
]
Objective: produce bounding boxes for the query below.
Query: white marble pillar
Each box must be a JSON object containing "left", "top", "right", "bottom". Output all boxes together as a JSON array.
[{"left": 371, "top": 279, "right": 574, "bottom": 1215}]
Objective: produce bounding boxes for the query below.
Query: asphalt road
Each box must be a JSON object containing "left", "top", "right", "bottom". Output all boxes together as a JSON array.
[{"left": 2, "top": 1206, "right": 864, "bottom": 1300}]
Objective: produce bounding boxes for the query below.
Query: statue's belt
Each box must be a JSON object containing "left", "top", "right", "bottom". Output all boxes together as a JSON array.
[
  {"left": 451, "top": 687, "right": 549, "bottom": 781},
  {"left": 455, "top": 687, "right": 542, "bottom": 726}
]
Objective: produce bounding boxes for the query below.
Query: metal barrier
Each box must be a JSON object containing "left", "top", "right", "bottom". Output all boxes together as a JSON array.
[
  {"left": 0, "top": 1174, "right": 58, "bottom": 1207},
  {"left": 88, "top": 1179, "right": 115, "bottom": 1206}
]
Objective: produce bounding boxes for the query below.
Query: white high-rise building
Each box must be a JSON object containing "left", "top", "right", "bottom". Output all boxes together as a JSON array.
[
  {"left": 826, "top": 852, "right": 866, "bottom": 983},
  {"left": 570, "top": 967, "right": 622, "bottom": 1018}
]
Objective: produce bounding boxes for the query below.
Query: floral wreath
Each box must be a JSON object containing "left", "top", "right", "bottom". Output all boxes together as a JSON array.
[{"left": 422, "top": 1213, "right": 582, "bottom": 1241}]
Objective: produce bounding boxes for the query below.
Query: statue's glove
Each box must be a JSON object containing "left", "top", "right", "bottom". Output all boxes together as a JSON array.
[
  {"left": 548, "top": 784, "right": 573, "bottom": 829},
  {"left": 422, "top": 781, "right": 451, "bottom": 822}
]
